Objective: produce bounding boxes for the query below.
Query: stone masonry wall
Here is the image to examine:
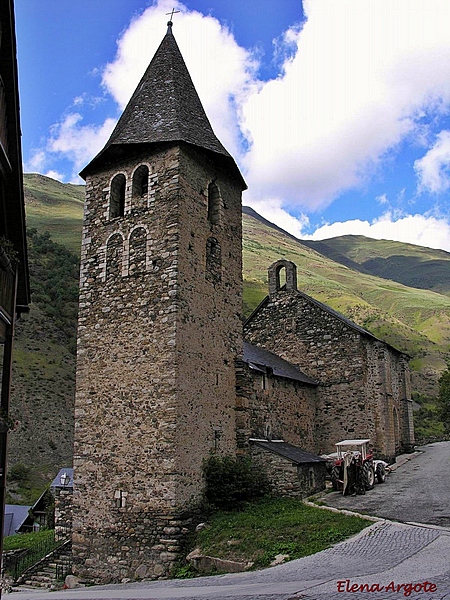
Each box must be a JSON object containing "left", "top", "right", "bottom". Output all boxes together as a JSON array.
[
  {"left": 54, "top": 488, "right": 73, "bottom": 541},
  {"left": 244, "top": 287, "right": 414, "bottom": 458},
  {"left": 250, "top": 445, "right": 326, "bottom": 498},
  {"left": 174, "top": 145, "right": 243, "bottom": 503},
  {"left": 235, "top": 361, "right": 317, "bottom": 452},
  {"left": 73, "top": 143, "right": 244, "bottom": 582},
  {"left": 366, "top": 342, "right": 414, "bottom": 458},
  {"left": 74, "top": 145, "right": 181, "bottom": 581}
]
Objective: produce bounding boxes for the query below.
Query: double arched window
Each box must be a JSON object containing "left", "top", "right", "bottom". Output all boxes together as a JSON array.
[
  {"left": 105, "top": 228, "right": 149, "bottom": 280},
  {"left": 108, "top": 165, "right": 151, "bottom": 219}
]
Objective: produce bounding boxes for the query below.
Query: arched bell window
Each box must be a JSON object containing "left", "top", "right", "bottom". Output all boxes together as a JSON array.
[
  {"left": 132, "top": 165, "right": 149, "bottom": 199},
  {"left": 110, "top": 174, "right": 126, "bottom": 218},
  {"left": 207, "top": 182, "right": 221, "bottom": 225},
  {"left": 268, "top": 260, "right": 298, "bottom": 296}
]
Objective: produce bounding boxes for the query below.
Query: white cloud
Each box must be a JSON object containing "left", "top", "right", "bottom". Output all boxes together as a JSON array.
[
  {"left": 376, "top": 194, "right": 389, "bottom": 206},
  {"left": 48, "top": 113, "right": 116, "bottom": 170},
  {"left": 25, "top": 0, "right": 450, "bottom": 253},
  {"left": 241, "top": 0, "right": 450, "bottom": 209},
  {"left": 415, "top": 130, "right": 450, "bottom": 193},
  {"left": 303, "top": 212, "right": 450, "bottom": 252},
  {"left": 31, "top": 113, "right": 117, "bottom": 183},
  {"left": 25, "top": 149, "right": 47, "bottom": 173},
  {"left": 101, "top": 0, "right": 258, "bottom": 161},
  {"left": 246, "top": 197, "right": 310, "bottom": 238},
  {"left": 44, "top": 170, "right": 65, "bottom": 182}
]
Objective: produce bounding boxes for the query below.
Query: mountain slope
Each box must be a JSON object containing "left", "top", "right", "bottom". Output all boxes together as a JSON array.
[
  {"left": 242, "top": 211, "right": 450, "bottom": 396},
  {"left": 8, "top": 174, "right": 450, "bottom": 496},
  {"left": 8, "top": 228, "right": 78, "bottom": 502},
  {"left": 22, "top": 174, "right": 450, "bottom": 395},
  {"left": 301, "top": 234, "right": 450, "bottom": 297},
  {"left": 24, "top": 173, "right": 84, "bottom": 255}
]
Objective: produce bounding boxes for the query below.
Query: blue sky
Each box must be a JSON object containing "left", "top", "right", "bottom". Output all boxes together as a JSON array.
[{"left": 15, "top": 0, "right": 450, "bottom": 250}]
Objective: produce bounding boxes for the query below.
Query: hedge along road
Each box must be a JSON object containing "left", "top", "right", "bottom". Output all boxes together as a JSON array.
[{"left": 322, "top": 441, "right": 450, "bottom": 526}]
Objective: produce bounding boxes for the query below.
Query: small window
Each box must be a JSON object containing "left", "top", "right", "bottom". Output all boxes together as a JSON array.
[
  {"left": 129, "top": 227, "right": 147, "bottom": 276},
  {"left": 110, "top": 174, "right": 126, "bottom": 218},
  {"left": 206, "top": 237, "right": 221, "bottom": 284},
  {"left": 207, "top": 182, "right": 221, "bottom": 225},
  {"left": 106, "top": 233, "right": 124, "bottom": 279},
  {"left": 132, "top": 165, "right": 149, "bottom": 198},
  {"left": 114, "top": 490, "right": 128, "bottom": 508}
]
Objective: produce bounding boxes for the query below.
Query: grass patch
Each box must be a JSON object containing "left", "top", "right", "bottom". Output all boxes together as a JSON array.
[
  {"left": 195, "top": 497, "right": 370, "bottom": 569},
  {"left": 3, "top": 529, "right": 55, "bottom": 552}
]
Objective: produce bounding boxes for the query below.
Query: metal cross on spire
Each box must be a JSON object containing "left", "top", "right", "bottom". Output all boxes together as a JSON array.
[{"left": 166, "top": 8, "right": 180, "bottom": 24}]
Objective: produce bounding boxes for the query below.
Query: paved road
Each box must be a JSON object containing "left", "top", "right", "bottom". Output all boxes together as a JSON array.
[
  {"left": 9, "top": 442, "right": 450, "bottom": 600},
  {"left": 322, "top": 441, "right": 450, "bottom": 526}
]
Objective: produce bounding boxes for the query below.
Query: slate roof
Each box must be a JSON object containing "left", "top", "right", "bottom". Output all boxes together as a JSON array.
[
  {"left": 50, "top": 467, "right": 74, "bottom": 489},
  {"left": 251, "top": 440, "right": 327, "bottom": 464},
  {"left": 244, "top": 288, "right": 408, "bottom": 357},
  {"left": 243, "top": 342, "right": 317, "bottom": 385},
  {"left": 81, "top": 23, "right": 245, "bottom": 186},
  {"left": 3, "top": 504, "right": 31, "bottom": 536}
]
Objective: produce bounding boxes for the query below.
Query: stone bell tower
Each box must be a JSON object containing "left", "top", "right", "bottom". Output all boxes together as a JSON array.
[{"left": 73, "top": 20, "right": 246, "bottom": 582}]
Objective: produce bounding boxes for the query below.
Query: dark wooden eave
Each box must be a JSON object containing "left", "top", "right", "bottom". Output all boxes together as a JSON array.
[
  {"left": 243, "top": 341, "right": 317, "bottom": 385},
  {"left": 0, "top": 0, "right": 30, "bottom": 312}
]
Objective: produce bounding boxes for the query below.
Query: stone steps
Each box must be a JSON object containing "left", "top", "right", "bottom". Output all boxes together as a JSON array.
[{"left": 11, "top": 540, "right": 72, "bottom": 591}]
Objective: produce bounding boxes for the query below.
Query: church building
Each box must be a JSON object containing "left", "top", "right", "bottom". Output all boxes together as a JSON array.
[{"left": 73, "top": 20, "right": 414, "bottom": 583}]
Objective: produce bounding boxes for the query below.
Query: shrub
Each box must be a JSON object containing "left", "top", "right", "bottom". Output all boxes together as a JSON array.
[
  {"left": 202, "top": 454, "right": 270, "bottom": 510},
  {"left": 8, "top": 463, "right": 31, "bottom": 482}
]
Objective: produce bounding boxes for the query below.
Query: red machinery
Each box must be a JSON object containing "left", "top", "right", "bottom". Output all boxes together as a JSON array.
[{"left": 330, "top": 439, "right": 386, "bottom": 495}]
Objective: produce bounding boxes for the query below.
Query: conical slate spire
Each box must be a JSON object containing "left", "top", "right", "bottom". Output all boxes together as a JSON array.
[
  {"left": 81, "top": 25, "right": 241, "bottom": 179},
  {"left": 106, "top": 26, "right": 231, "bottom": 156}
]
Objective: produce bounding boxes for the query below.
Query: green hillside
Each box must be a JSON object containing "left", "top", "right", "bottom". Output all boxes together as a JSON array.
[
  {"left": 24, "top": 173, "right": 84, "bottom": 255},
  {"left": 8, "top": 174, "right": 449, "bottom": 500},
  {"left": 242, "top": 210, "right": 450, "bottom": 397},
  {"left": 302, "top": 235, "right": 450, "bottom": 297},
  {"left": 8, "top": 228, "right": 78, "bottom": 503},
  {"left": 22, "top": 173, "right": 450, "bottom": 396}
]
